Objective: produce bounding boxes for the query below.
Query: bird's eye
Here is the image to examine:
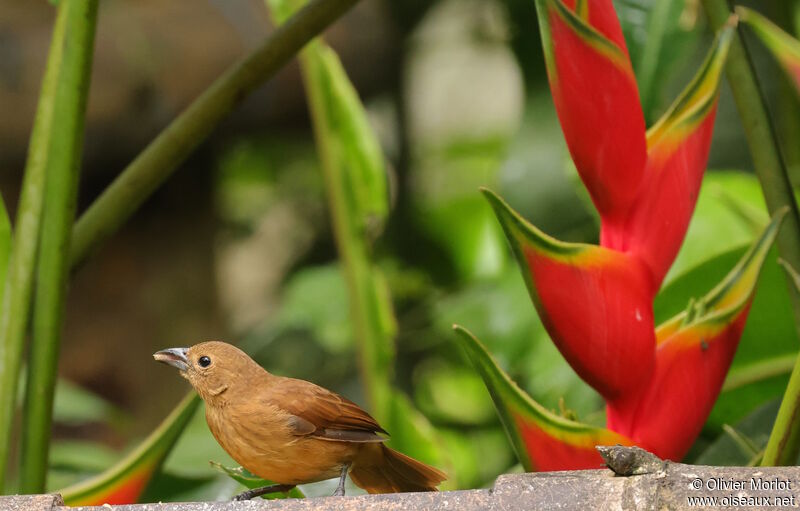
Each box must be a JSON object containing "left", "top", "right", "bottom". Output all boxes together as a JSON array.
[{"left": 198, "top": 356, "right": 211, "bottom": 368}]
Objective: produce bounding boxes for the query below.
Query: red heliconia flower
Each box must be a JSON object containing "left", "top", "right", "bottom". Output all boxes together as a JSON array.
[
  {"left": 487, "top": 0, "right": 733, "bottom": 404},
  {"left": 537, "top": 0, "right": 647, "bottom": 231},
  {"left": 458, "top": 210, "right": 783, "bottom": 471},
  {"left": 456, "top": 0, "right": 783, "bottom": 472},
  {"left": 483, "top": 189, "right": 656, "bottom": 401},
  {"left": 456, "top": 325, "right": 634, "bottom": 471},
  {"left": 606, "top": 211, "right": 785, "bottom": 460},
  {"left": 536, "top": 0, "right": 733, "bottom": 289}
]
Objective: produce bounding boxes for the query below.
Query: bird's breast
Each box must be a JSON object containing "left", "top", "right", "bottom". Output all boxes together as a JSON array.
[{"left": 204, "top": 402, "right": 357, "bottom": 485}]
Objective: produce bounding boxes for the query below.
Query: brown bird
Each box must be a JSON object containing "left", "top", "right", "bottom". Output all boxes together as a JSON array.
[{"left": 154, "top": 341, "right": 446, "bottom": 499}]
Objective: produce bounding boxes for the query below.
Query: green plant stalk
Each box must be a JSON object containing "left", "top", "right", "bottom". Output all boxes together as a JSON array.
[
  {"left": 0, "top": 198, "right": 10, "bottom": 295},
  {"left": 69, "top": 0, "right": 361, "bottom": 269},
  {"left": 0, "top": 0, "right": 91, "bottom": 489},
  {"left": 298, "top": 45, "right": 394, "bottom": 417},
  {"left": 781, "top": 1, "right": 800, "bottom": 186},
  {"left": 702, "top": 1, "right": 800, "bottom": 321},
  {"left": 721, "top": 352, "right": 798, "bottom": 392},
  {"left": 764, "top": 353, "right": 800, "bottom": 465},
  {"left": 763, "top": 260, "right": 800, "bottom": 464},
  {"left": 18, "top": 0, "right": 99, "bottom": 493},
  {"left": 265, "top": 0, "right": 394, "bottom": 417},
  {"left": 702, "top": 0, "right": 800, "bottom": 466}
]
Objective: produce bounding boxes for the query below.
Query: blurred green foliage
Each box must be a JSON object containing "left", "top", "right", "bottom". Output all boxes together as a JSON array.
[{"left": 36, "top": 0, "right": 800, "bottom": 502}]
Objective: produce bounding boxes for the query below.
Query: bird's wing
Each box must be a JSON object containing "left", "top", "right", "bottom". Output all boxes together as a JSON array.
[{"left": 266, "top": 377, "right": 388, "bottom": 443}]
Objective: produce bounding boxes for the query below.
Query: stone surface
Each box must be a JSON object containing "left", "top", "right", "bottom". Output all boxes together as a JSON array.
[
  {"left": 14, "top": 447, "right": 800, "bottom": 510},
  {"left": 0, "top": 494, "right": 63, "bottom": 511}
]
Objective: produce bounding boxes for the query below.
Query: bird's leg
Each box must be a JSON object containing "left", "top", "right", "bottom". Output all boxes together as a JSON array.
[
  {"left": 332, "top": 464, "right": 350, "bottom": 497},
  {"left": 232, "top": 484, "right": 296, "bottom": 501}
]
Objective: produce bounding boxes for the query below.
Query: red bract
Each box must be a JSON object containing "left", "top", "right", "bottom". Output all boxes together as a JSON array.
[
  {"left": 537, "top": 0, "right": 647, "bottom": 229},
  {"left": 483, "top": 189, "right": 655, "bottom": 401},
  {"left": 617, "top": 35, "right": 731, "bottom": 286},
  {"left": 457, "top": 0, "right": 779, "bottom": 472},
  {"left": 507, "top": 3, "right": 733, "bottom": 405},
  {"left": 459, "top": 210, "right": 783, "bottom": 472},
  {"left": 607, "top": 212, "right": 784, "bottom": 460},
  {"left": 456, "top": 326, "right": 634, "bottom": 472}
]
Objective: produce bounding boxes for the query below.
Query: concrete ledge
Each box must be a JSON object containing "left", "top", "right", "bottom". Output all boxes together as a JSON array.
[
  {"left": 0, "top": 494, "right": 63, "bottom": 511},
  {"left": 3, "top": 447, "right": 800, "bottom": 510}
]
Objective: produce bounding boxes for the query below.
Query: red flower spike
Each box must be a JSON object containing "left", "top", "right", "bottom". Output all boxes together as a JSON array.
[
  {"left": 606, "top": 209, "right": 786, "bottom": 461},
  {"left": 483, "top": 189, "right": 655, "bottom": 400},
  {"left": 455, "top": 325, "right": 634, "bottom": 471},
  {"left": 614, "top": 26, "right": 735, "bottom": 287},
  {"left": 737, "top": 7, "right": 800, "bottom": 95},
  {"left": 535, "top": 0, "right": 647, "bottom": 227}
]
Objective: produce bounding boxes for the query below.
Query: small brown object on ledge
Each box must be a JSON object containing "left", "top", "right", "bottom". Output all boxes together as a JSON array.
[{"left": 596, "top": 445, "right": 668, "bottom": 476}]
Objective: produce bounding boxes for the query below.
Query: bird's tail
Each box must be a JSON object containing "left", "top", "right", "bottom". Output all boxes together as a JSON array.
[{"left": 350, "top": 444, "right": 447, "bottom": 493}]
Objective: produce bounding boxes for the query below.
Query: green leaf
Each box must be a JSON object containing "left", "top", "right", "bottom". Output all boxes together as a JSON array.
[
  {"left": 617, "top": 0, "right": 702, "bottom": 123},
  {"left": 275, "top": 265, "right": 352, "bottom": 353},
  {"left": 413, "top": 359, "right": 497, "bottom": 426},
  {"left": 59, "top": 393, "right": 200, "bottom": 506},
  {"left": 696, "top": 399, "right": 779, "bottom": 465},
  {"left": 737, "top": 6, "right": 800, "bottom": 96},
  {"left": 210, "top": 462, "right": 305, "bottom": 499},
  {"left": 49, "top": 441, "right": 119, "bottom": 475},
  {"left": 17, "top": 372, "right": 122, "bottom": 431},
  {"left": 432, "top": 268, "right": 601, "bottom": 419},
  {"left": 52, "top": 378, "right": 121, "bottom": 426},
  {"left": 439, "top": 428, "right": 514, "bottom": 489},
  {"left": 308, "top": 45, "right": 390, "bottom": 237},
  {"left": 265, "top": 0, "right": 395, "bottom": 416},
  {"left": 0, "top": 195, "right": 9, "bottom": 299}
]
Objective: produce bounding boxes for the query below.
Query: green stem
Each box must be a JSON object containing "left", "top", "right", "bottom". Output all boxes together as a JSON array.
[
  {"left": 764, "top": 354, "right": 800, "bottom": 465},
  {"left": 298, "top": 47, "right": 393, "bottom": 416},
  {"left": 19, "top": 0, "right": 99, "bottom": 493},
  {"left": 702, "top": 0, "right": 800, "bottom": 466},
  {"left": 266, "top": 0, "right": 394, "bottom": 417},
  {"left": 69, "top": 0, "right": 360, "bottom": 268},
  {"left": 0, "top": 0, "right": 95, "bottom": 489},
  {"left": 721, "top": 353, "right": 798, "bottom": 392},
  {"left": 702, "top": 1, "right": 800, "bottom": 321}
]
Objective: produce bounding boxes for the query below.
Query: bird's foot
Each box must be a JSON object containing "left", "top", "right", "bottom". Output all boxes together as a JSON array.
[
  {"left": 332, "top": 463, "right": 349, "bottom": 496},
  {"left": 232, "top": 484, "right": 296, "bottom": 500}
]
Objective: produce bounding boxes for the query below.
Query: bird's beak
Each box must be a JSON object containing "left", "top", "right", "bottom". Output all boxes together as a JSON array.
[{"left": 153, "top": 347, "right": 190, "bottom": 372}]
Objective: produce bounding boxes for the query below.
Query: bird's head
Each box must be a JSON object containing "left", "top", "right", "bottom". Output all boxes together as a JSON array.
[{"left": 154, "top": 341, "right": 264, "bottom": 404}]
